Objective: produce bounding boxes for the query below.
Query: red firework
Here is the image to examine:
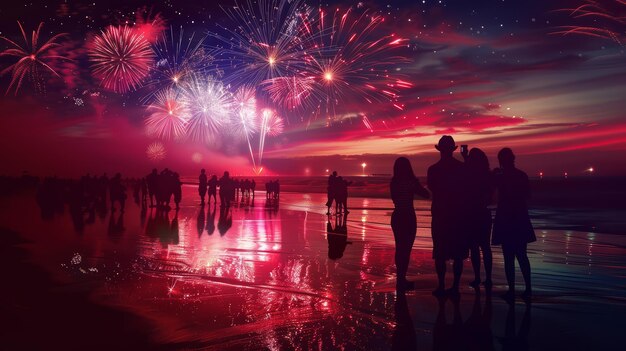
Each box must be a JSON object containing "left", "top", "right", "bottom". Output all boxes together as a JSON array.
[
  {"left": 553, "top": 0, "right": 626, "bottom": 44},
  {"left": 145, "top": 88, "right": 189, "bottom": 141},
  {"left": 0, "top": 21, "right": 70, "bottom": 95},
  {"left": 89, "top": 26, "right": 154, "bottom": 93},
  {"left": 263, "top": 75, "right": 314, "bottom": 110},
  {"left": 134, "top": 8, "right": 167, "bottom": 44}
]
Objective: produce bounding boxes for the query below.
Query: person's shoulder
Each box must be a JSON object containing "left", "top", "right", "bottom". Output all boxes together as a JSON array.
[
  {"left": 516, "top": 168, "right": 529, "bottom": 181},
  {"left": 428, "top": 161, "right": 442, "bottom": 172},
  {"left": 452, "top": 157, "right": 464, "bottom": 167}
]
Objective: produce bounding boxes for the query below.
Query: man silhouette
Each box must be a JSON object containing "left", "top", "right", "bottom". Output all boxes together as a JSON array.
[{"left": 427, "top": 135, "right": 469, "bottom": 296}]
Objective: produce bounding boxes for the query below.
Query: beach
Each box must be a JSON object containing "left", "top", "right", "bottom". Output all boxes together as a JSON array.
[{"left": 1, "top": 183, "right": 625, "bottom": 350}]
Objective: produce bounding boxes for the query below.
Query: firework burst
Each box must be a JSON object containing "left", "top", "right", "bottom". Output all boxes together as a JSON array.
[
  {"left": 181, "top": 75, "right": 232, "bottom": 145},
  {"left": 146, "top": 142, "right": 166, "bottom": 161},
  {"left": 305, "top": 8, "right": 410, "bottom": 118},
  {"left": 263, "top": 75, "right": 314, "bottom": 110},
  {"left": 134, "top": 8, "right": 167, "bottom": 44},
  {"left": 143, "top": 27, "right": 210, "bottom": 101},
  {"left": 208, "top": 0, "right": 316, "bottom": 87},
  {"left": 0, "top": 21, "right": 70, "bottom": 95},
  {"left": 89, "top": 25, "right": 154, "bottom": 93},
  {"left": 145, "top": 88, "right": 189, "bottom": 141}
]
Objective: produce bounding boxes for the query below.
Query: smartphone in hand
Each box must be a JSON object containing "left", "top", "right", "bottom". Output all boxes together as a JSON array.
[{"left": 460, "top": 144, "right": 468, "bottom": 157}]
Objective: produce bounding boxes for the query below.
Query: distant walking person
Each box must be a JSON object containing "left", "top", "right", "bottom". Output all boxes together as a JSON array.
[
  {"left": 326, "top": 171, "right": 338, "bottom": 214},
  {"left": 427, "top": 135, "right": 469, "bottom": 296},
  {"left": 465, "top": 148, "right": 494, "bottom": 288},
  {"left": 219, "top": 171, "right": 233, "bottom": 208},
  {"left": 391, "top": 157, "right": 430, "bottom": 291},
  {"left": 199, "top": 169, "right": 208, "bottom": 205},
  {"left": 335, "top": 176, "right": 352, "bottom": 214},
  {"left": 173, "top": 173, "right": 182, "bottom": 210},
  {"left": 208, "top": 175, "right": 218, "bottom": 204},
  {"left": 492, "top": 148, "right": 535, "bottom": 300}
]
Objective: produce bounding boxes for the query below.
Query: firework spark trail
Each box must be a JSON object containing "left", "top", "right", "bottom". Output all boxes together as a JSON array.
[
  {"left": 143, "top": 27, "right": 210, "bottom": 102},
  {"left": 257, "top": 108, "right": 283, "bottom": 167},
  {"left": 0, "top": 21, "right": 70, "bottom": 95},
  {"left": 552, "top": 0, "right": 626, "bottom": 45},
  {"left": 145, "top": 88, "right": 189, "bottom": 141},
  {"left": 181, "top": 75, "right": 233, "bottom": 146},
  {"left": 208, "top": 0, "right": 317, "bottom": 87},
  {"left": 232, "top": 86, "right": 259, "bottom": 168},
  {"left": 89, "top": 25, "right": 155, "bottom": 93}
]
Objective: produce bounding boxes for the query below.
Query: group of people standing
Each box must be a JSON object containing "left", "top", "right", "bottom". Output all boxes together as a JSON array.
[
  {"left": 198, "top": 170, "right": 260, "bottom": 207},
  {"left": 326, "top": 171, "right": 352, "bottom": 214},
  {"left": 391, "top": 135, "right": 535, "bottom": 301},
  {"left": 145, "top": 168, "right": 183, "bottom": 210}
]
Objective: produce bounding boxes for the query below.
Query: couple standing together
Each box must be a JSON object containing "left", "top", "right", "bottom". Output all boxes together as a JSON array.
[{"left": 390, "top": 135, "right": 535, "bottom": 300}]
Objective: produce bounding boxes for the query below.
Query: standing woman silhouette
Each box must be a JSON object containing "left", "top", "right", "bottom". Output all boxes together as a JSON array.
[
  {"left": 465, "top": 148, "right": 494, "bottom": 289},
  {"left": 390, "top": 157, "right": 430, "bottom": 291},
  {"left": 492, "top": 148, "right": 536, "bottom": 300}
]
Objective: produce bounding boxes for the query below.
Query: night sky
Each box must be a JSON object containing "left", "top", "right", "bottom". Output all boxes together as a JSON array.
[{"left": 0, "top": 0, "right": 624, "bottom": 177}]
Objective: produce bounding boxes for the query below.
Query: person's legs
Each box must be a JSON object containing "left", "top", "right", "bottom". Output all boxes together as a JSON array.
[
  {"left": 502, "top": 244, "right": 515, "bottom": 300},
  {"left": 516, "top": 244, "right": 532, "bottom": 296},
  {"left": 470, "top": 245, "right": 481, "bottom": 287},
  {"left": 451, "top": 258, "right": 463, "bottom": 292},
  {"left": 392, "top": 213, "right": 414, "bottom": 290},
  {"left": 482, "top": 242, "right": 493, "bottom": 286},
  {"left": 434, "top": 258, "right": 446, "bottom": 295}
]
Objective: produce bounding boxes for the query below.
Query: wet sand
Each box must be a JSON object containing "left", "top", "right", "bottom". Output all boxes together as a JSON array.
[{"left": 1, "top": 186, "right": 625, "bottom": 350}]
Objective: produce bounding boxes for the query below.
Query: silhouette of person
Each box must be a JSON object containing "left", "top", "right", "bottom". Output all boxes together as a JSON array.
[
  {"left": 391, "top": 292, "right": 417, "bottom": 351},
  {"left": 199, "top": 169, "right": 208, "bottom": 205},
  {"left": 465, "top": 148, "right": 494, "bottom": 288},
  {"left": 427, "top": 135, "right": 469, "bottom": 296},
  {"left": 391, "top": 157, "right": 430, "bottom": 291},
  {"left": 326, "top": 171, "right": 338, "bottom": 214},
  {"left": 335, "top": 177, "right": 352, "bottom": 214},
  {"left": 327, "top": 213, "right": 351, "bottom": 259},
  {"left": 208, "top": 175, "right": 218, "bottom": 204},
  {"left": 173, "top": 173, "right": 182, "bottom": 210},
  {"left": 219, "top": 171, "right": 233, "bottom": 208},
  {"left": 492, "top": 148, "right": 535, "bottom": 300},
  {"left": 146, "top": 169, "right": 158, "bottom": 208}
]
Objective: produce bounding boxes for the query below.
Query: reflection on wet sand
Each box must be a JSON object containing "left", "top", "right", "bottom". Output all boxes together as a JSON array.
[{"left": 0, "top": 185, "right": 625, "bottom": 350}]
